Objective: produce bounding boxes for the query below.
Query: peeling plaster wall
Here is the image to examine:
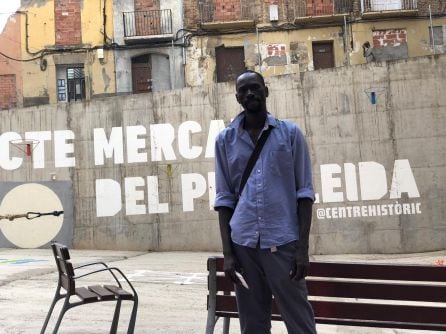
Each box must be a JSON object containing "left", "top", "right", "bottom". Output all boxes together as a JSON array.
[
  {"left": 185, "top": 27, "right": 345, "bottom": 86},
  {"left": 19, "top": 0, "right": 117, "bottom": 105}
]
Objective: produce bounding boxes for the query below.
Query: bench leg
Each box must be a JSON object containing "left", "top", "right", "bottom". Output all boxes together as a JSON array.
[
  {"left": 127, "top": 296, "right": 138, "bottom": 334},
  {"left": 110, "top": 299, "right": 121, "bottom": 334},
  {"left": 223, "top": 317, "right": 230, "bottom": 334},
  {"left": 41, "top": 286, "right": 64, "bottom": 334}
]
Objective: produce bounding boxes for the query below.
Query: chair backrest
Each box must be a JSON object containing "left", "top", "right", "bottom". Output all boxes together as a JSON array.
[
  {"left": 208, "top": 256, "right": 446, "bottom": 331},
  {"left": 51, "top": 242, "right": 76, "bottom": 294}
]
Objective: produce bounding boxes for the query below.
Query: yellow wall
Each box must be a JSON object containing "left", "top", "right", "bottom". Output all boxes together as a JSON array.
[
  {"left": 350, "top": 17, "right": 446, "bottom": 65},
  {"left": 20, "top": 0, "right": 116, "bottom": 105}
]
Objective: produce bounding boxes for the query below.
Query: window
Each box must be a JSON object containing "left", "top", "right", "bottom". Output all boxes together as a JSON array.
[
  {"left": 57, "top": 79, "right": 66, "bottom": 102},
  {"left": 67, "top": 67, "right": 86, "bottom": 102},
  {"left": 430, "top": 26, "right": 444, "bottom": 47}
]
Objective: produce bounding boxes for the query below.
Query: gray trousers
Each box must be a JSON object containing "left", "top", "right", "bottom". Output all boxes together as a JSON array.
[{"left": 233, "top": 241, "right": 317, "bottom": 334}]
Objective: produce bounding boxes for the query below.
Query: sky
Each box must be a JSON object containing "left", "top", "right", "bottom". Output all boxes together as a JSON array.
[{"left": 0, "top": 0, "right": 21, "bottom": 32}]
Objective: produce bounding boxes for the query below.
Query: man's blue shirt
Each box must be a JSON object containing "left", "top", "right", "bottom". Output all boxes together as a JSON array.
[{"left": 214, "top": 112, "right": 315, "bottom": 249}]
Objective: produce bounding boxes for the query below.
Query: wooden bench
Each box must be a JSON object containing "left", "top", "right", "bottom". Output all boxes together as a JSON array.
[
  {"left": 206, "top": 256, "right": 446, "bottom": 334},
  {"left": 41, "top": 242, "right": 138, "bottom": 334}
]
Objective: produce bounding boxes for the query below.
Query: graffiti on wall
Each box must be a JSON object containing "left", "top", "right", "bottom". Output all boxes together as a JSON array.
[{"left": 0, "top": 122, "right": 421, "bottom": 223}]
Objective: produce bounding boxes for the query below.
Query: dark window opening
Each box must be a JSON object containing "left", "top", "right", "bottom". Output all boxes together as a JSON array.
[{"left": 67, "top": 67, "right": 85, "bottom": 102}]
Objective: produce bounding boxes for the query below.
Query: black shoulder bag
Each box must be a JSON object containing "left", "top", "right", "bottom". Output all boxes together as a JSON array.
[{"left": 236, "top": 126, "right": 273, "bottom": 203}]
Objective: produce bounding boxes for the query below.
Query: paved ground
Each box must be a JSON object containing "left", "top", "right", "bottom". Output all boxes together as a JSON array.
[{"left": 1, "top": 248, "right": 445, "bottom": 334}]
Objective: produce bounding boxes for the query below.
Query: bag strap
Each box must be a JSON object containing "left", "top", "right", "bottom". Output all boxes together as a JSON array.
[{"left": 237, "top": 126, "right": 273, "bottom": 200}]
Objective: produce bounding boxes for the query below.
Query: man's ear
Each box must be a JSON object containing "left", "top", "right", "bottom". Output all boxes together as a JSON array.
[
  {"left": 235, "top": 93, "right": 241, "bottom": 104},
  {"left": 265, "top": 86, "right": 269, "bottom": 98}
]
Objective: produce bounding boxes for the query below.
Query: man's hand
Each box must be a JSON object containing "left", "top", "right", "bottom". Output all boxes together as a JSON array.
[
  {"left": 223, "top": 253, "right": 239, "bottom": 284},
  {"left": 289, "top": 243, "right": 309, "bottom": 281}
]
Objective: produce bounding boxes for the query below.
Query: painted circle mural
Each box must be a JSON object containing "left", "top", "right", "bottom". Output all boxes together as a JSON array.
[{"left": 0, "top": 183, "right": 63, "bottom": 248}]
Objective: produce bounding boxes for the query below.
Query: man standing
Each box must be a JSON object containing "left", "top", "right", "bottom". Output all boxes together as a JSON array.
[{"left": 214, "top": 71, "right": 317, "bottom": 334}]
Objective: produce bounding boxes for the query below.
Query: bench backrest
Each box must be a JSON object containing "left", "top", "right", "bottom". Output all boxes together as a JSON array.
[
  {"left": 51, "top": 242, "right": 76, "bottom": 294},
  {"left": 208, "top": 256, "right": 446, "bottom": 331}
]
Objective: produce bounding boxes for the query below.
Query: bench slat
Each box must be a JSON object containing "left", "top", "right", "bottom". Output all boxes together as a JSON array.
[
  {"left": 215, "top": 295, "right": 446, "bottom": 325},
  {"left": 312, "top": 300, "right": 446, "bottom": 325},
  {"left": 88, "top": 285, "right": 116, "bottom": 301},
  {"left": 75, "top": 287, "right": 99, "bottom": 303},
  {"left": 212, "top": 257, "right": 446, "bottom": 281},
  {"left": 215, "top": 272, "right": 446, "bottom": 303},
  {"left": 307, "top": 279, "right": 446, "bottom": 302},
  {"left": 104, "top": 285, "right": 133, "bottom": 300}
]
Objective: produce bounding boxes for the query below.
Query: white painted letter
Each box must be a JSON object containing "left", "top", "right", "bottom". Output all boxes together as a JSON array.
[
  {"left": 126, "top": 125, "right": 148, "bottom": 163},
  {"left": 150, "top": 123, "right": 176, "bottom": 161},
  {"left": 320, "top": 164, "right": 344, "bottom": 203},
  {"left": 178, "top": 121, "right": 202, "bottom": 159},
  {"left": 181, "top": 173, "right": 207, "bottom": 212},
  {"left": 125, "top": 177, "right": 146, "bottom": 215},
  {"left": 96, "top": 179, "right": 122, "bottom": 217},
  {"left": 205, "top": 120, "right": 226, "bottom": 158},
  {"left": 208, "top": 172, "right": 216, "bottom": 210},
  {"left": 389, "top": 159, "right": 420, "bottom": 199},
  {"left": 54, "top": 130, "right": 75, "bottom": 167},
  {"left": 147, "top": 176, "right": 169, "bottom": 214},
  {"left": 93, "top": 127, "right": 124, "bottom": 165},
  {"left": 344, "top": 163, "right": 358, "bottom": 201},
  {"left": 0, "top": 132, "right": 23, "bottom": 170},
  {"left": 359, "top": 161, "right": 387, "bottom": 200}
]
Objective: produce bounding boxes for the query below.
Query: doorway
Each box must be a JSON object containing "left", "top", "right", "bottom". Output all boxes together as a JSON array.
[{"left": 312, "top": 41, "right": 335, "bottom": 70}]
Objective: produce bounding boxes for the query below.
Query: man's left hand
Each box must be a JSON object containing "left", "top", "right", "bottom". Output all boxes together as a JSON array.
[{"left": 289, "top": 244, "right": 309, "bottom": 281}]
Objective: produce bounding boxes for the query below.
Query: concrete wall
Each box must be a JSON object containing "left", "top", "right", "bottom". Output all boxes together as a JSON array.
[{"left": 0, "top": 54, "right": 445, "bottom": 254}]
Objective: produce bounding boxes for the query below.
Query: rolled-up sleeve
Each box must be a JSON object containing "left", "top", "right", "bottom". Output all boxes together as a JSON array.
[
  {"left": 292, "top": 126, "right": 315, "bottom": 201},
  {"left": 214, "top": 133, "right": 236, "bottom": 210}
]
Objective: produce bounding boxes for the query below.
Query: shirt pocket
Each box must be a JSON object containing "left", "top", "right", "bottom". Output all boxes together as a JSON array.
[{"left": 269, "top": 150, "right": 292, "bottom": 176}]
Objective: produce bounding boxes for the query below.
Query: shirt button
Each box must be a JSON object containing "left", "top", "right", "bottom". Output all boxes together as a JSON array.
[{"left": 257, "top": 169, "right": 261, "bottom": 173}]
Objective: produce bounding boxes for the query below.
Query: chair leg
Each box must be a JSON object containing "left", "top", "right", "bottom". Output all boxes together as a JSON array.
[
  {"left": 41, "top": 287, "right": 63, "bottom": 334},
  {"left": 110, "top": 299, "right": 121, "bottom": 334},
  {"left": 127, "top": 297, "right": 138, "bottom": 334},
  {"left": 222, "top": 317, "right": 230, "bottom": 334},
  {"left": 52, "top": 297, "right": 70, "bottom": 334}
]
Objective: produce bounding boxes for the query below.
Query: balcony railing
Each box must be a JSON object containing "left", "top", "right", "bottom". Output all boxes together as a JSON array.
[
  {"left": 198, "top": 1, "right": 256, "bottom": 24},
  {"left": 361, "top": 0, "right": 417, "bottom": 13},
  {"left": 290, "top": 0, "right": 353, "bottom": 18},
  {"left": 123, "top": 9, "right": 172, "bottom": 38}
]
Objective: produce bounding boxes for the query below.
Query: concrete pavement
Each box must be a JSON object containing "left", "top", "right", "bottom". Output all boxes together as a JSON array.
[{"left": 1, "top": 248, "right": 445, "bottom": 334}]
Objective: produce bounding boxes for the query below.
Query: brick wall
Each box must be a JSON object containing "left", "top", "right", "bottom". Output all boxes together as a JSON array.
[
  {"left": 417, "top": 0, "right": 446, "bottom": 16},
  {"left": 54, "top": 0, "right": 82, "bottom": 45},
  {"left": 0, "top": 75, "right": 17, "bottom": 110},
  {"left": 135, "top": 0, "right": 159, "bottom": 11},
  {"left": 212, "top": 0, "right": 241, "bottom": 21},
  {"left": 372, "top": 29, "right": 407, "bottom": 48}
]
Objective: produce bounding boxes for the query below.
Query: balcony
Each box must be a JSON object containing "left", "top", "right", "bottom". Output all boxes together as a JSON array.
[
  {"left": 123, "top": 9, "right": 173, "bottom": 44},
  {"left": 198, "top": 1, "right": 256, "bottom": 30},
  {"left": 289, "top": 0, "right": 353, "bottom": 24},
  {"left": 361, "top": 0, "right": 418, "bottom": 18}
]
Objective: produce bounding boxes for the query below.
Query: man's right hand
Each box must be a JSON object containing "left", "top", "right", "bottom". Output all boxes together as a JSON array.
[{"left": 223, "top": 253, "right": 239, "bottom": 284}]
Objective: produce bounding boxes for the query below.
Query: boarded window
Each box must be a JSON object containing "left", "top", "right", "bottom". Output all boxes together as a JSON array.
[
  {"left": 132, "top": 54, "right": 152, "bottom": 94},
  {"left": 312, "top": 41, "right": 334, "bottom": 70},
  {"left": 215, "top": 46, "right": 246, "bottom": 83},
  {"left": 0, "top": 74, "right": 17, "bottom": 110},
  {"left": 430, "top": 26, "right": 444, "bottom": 46}
]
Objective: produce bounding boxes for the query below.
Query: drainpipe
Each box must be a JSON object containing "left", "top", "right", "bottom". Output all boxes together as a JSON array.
[
  {"left": 16, "top": 11, "right": 40, "bottom": 56},
  {"left": 429, "top": 5, "right": 436, "bottom": 54},
  {"left": 256, "top": 26, "right": 262, "bottom": 73},
  {"left": 103, "top": 0, "right": 107, "bottom": 45},
  {"left": 344, "top": 15, "right": 350, "bottom": 66}
]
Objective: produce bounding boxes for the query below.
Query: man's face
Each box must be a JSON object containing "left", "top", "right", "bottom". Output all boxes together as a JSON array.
[{"left": 235, "top": 72, "right": 269, "bottom": 113}]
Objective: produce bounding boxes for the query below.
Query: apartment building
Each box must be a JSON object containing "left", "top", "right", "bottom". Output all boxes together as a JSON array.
[{"left": 182, "top": 0, "right": 446, "bottom": 86}]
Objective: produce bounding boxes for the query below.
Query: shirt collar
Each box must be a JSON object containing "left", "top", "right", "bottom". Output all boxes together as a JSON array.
[{"left": 230, "top": 111, "right": 278, "bottom": 135}]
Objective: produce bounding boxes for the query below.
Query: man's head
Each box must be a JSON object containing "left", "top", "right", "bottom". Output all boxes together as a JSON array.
[{"left": 235, "top": 71, "right": 269, "bottom": 114}]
